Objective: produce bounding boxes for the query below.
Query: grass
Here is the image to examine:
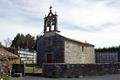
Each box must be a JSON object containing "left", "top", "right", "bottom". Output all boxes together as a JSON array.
[
  {"left": 0, "top": 75, "right": 10, "bottom": 80},
  {"left": 25, "top": 66, "right": 42, "bottom": 73}
]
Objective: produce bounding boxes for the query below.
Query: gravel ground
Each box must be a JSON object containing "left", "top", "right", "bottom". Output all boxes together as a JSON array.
[{"left": 11, "top": 74, "right": 120, "bottom": 80}]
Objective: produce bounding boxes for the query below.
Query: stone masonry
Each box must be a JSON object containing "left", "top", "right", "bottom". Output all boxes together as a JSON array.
[
  {"left": 42, "top": 63, "right": 120, "bottom": 78},
  {"left": 64, "top": 39, "right": 95, "bottom": 64}
]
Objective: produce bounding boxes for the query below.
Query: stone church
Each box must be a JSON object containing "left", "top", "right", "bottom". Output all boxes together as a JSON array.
[{"left": 37, "top": 7, "right": 95, "bottom": 66}]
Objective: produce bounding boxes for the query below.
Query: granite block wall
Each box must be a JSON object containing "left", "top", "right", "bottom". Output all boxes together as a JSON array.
[
  {"left": 64, "top": 39, "right": 95, "bottom": 64},
  {"left": 42, "top": 63, "right": 120, "bottom": 78},
  {"left": 37, "top": 34, "right": 65, "bottom": 66}
]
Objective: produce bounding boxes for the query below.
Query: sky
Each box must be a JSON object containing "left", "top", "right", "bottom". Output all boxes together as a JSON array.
[{"left": 0, "top": 0, "right": 120, "bottom": 48}]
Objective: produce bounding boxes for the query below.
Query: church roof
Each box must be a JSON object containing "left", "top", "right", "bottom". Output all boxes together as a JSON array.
[{"left": 57, "top": 33, "right": 94, "bottom": 47}]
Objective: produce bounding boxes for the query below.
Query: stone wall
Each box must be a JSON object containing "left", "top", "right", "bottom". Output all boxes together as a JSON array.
[
  {"left": 37, "top": 34, "right": 65, "bottom": 66},
  {"left": 64, "top": 39, "right": 95, "bottom": 64},
  {"left": 42, "top": 63, "right": 120, "bottom": 78}
]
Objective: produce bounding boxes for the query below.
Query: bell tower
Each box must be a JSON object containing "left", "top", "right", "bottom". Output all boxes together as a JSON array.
[{"left": 44, "top": 6, "right": 60, "bottom": 33}]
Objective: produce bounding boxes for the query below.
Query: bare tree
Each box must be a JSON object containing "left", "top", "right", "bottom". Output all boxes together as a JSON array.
[{"left": 4, "top": 38, "right": 12, "bottom": 47}]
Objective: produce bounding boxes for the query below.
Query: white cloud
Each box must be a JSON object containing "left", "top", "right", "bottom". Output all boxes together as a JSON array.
[
  {"left": 0, "top": 0, "right": 120, "bottom": 48},
  {"left": 0, "top": 21, "right": 41, "bottom": 45},
  {"left": 57, "top": 0, "right": 120, "bottom": 30},
  {"left": 61, "top": 24, "right": 120, "bottom": 48}
]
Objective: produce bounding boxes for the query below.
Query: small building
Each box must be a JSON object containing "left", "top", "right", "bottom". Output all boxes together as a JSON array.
[
  {"left": 37, "top": 7, "right": 95, "bottom": 66},
  {"left": 18, "top": 50, "right": 36, "bottom": 64},
  {"left": 0, "top": 48, "right": 19, "bottom": 75}
]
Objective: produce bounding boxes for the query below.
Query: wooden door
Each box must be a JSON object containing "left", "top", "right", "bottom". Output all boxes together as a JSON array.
[{"left": 47, "top": 54, "right": 53, "bottom": 63}]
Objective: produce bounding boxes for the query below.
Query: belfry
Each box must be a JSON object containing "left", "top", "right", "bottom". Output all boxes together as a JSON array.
[{"left": 44, "top": 6, "right": 59, "bottom": 33}]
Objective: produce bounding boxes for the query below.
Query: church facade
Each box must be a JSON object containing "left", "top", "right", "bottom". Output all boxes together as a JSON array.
[{"left": 37, "top": 7, "right": 95, "bottom": 66}]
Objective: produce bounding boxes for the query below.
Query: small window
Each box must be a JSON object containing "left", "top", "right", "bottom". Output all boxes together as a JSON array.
[{"left": 82, "top": 46, "right": 84, "bottom": 52}]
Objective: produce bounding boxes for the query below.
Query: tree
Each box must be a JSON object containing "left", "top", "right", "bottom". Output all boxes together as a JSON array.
[
  {"left": 95, "top": 46, "right": 120, "bottom": 52},
  {"left": 11, "top": 33, "right": 36, "bottom": 51},
  {"left": 4, "top": 38, "right": 12, "bottom": 48},
  {"left": 11, "top": 33, "right": 21, "bottom": 49},
  {"left": 24, "top": 34, "right": 36, "bottom": 51}
]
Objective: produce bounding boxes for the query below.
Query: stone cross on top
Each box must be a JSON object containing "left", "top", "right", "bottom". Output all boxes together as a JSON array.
[
  {"left": 44, "top": 6, "right": 60, "bottom": 33},
  {"left": 50, "top": 6, "right": 52, "bottom": 11}
]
